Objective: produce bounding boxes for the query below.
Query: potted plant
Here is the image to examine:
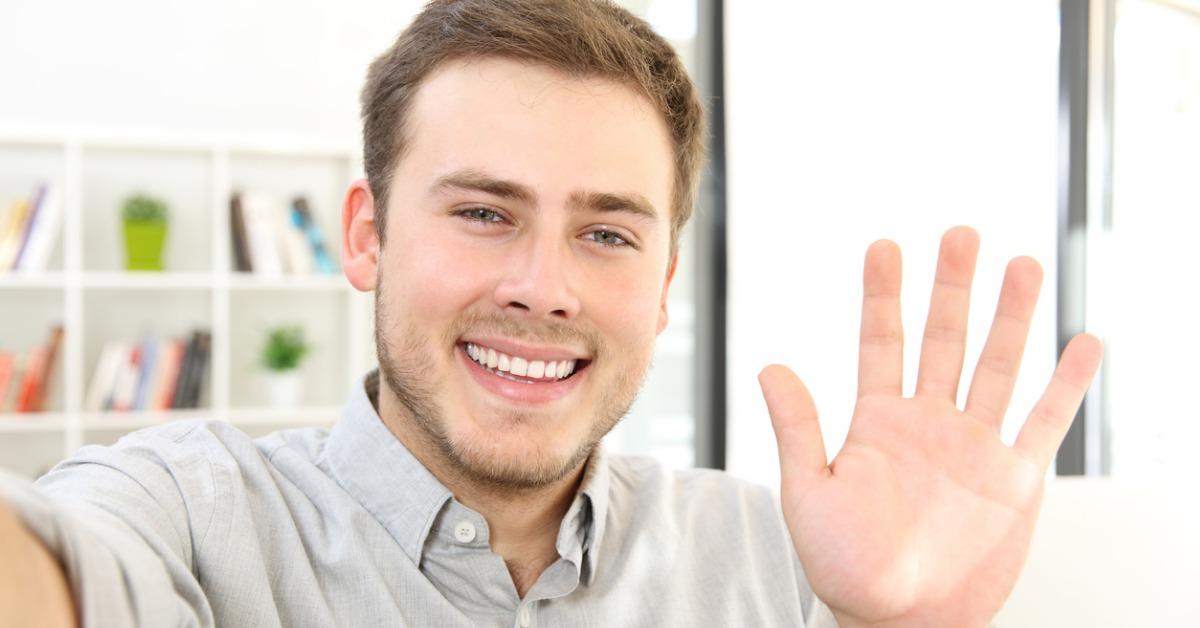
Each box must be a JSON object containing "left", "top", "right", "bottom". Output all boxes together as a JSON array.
[
  {"left": 121, "top": 194, "right": 169, "bottom": 271},
  {"left": 261, "top": 325, "right": 309, "bottom": 407}
]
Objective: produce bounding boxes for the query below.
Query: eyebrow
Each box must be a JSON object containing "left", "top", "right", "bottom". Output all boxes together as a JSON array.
[{"left": 431, "top": 168, "right": 659, "bottom": 224}]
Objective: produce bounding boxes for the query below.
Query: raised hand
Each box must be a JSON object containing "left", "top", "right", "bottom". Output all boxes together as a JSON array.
[{"left": 759, "top": 227, "right": 1102, "bottom": 628}]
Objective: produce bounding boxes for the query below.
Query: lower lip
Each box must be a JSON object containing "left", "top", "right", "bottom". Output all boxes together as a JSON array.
[{"left": 458, "top": 344, "right": 587, "bottom": 405}]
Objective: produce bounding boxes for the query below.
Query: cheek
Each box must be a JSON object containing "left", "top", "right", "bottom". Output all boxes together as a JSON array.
[
  {"left": 580, "top": 264, "right": 665, "bottom": 344},
  {"left": 387, "top": 228, "right": 486, "bottom": 318}
]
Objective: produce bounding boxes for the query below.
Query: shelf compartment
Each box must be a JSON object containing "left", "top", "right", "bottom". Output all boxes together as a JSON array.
[
  {"left": 228, "top": 290, "right": 348, "bottom": 409},
  {"left": 82, "top": 289, "right": 213, "bottom": 412},
  {"left": 228, "top": 152, "right": 348, "bottom": 275},
  {"left": 0, "top": 143, "right": 66, "bottom": 273},
  {"left": 81, "top": 146, "right": 213, "bottom": 273}
]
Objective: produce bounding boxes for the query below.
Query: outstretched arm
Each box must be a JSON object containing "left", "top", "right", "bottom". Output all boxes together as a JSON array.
[{"left": 760, "top": 227, "right": 1102, "bottom": 628}]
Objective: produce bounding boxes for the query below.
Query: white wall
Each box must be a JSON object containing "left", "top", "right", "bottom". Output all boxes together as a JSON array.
[
  {"left": 724, "top": 1, "right": 1061, "bottom": 488},
  {"left": 0, "top": 0, "right": 424, "bottom": 144}
]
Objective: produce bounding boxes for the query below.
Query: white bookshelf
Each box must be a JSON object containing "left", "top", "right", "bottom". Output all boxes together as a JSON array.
[{"left": 0, "top": 134, "right": 376, "bottom": 478}]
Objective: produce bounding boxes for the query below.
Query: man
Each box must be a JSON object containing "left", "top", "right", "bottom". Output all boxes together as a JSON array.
[{"left": 0, "top": 0, "right": 1102, "bottom": 626}]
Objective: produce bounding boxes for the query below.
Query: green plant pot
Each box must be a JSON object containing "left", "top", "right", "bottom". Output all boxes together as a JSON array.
[{"left": 123, "top": 221, "right": 167, "bottom": 271}]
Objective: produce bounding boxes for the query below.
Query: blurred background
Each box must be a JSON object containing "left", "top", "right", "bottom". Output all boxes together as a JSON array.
[{"left": 0, "top": 0, "right": 1196, "bottom": 625}]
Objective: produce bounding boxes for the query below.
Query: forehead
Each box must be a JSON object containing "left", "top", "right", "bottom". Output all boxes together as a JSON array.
[{"left": 398, "top": 57, "right": 675, "bottom": 219}]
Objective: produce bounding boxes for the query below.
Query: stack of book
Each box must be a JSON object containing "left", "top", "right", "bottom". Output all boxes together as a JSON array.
[
  {"left": 230, "top": 193, "right": 336, "bottom": 276},
  {"left": 0, "top": 325, "right": 64, "bottom": 414},
  {"left": 0, "top": 183, "right": 62, "bottom": 272},
  {"left": 85, "top": 329, "right": 212, "bottom": 412}
]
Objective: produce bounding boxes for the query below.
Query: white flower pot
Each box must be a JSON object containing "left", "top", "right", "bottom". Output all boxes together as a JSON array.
[{"left": 266, "top": 371, "right": 303, "bottom": 408}]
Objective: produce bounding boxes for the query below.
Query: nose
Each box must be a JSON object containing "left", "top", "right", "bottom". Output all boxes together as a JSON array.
[{"left": 492, "top": 230, "right": 581, "bottom": 321}]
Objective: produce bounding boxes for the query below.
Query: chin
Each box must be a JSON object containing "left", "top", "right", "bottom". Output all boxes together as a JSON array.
[{"left": 443, "top": 414, "right": 597, "bottom": 489}]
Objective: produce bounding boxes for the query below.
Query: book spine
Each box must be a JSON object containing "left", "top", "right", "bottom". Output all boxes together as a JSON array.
[
  {"left": 0, "top": 351, "right": 13, "bottom": 413},
  {"left": 0, "top": 199, "right": 32, "bottom": 271},
  {"left": 132, "top": 336, "right": 157, "bottom": 411},
  {"left": 29, "top": 325, "right": 64, "bottom": 412},
  {"left": 230, "top": 193, "right": 253, "bottom": 272},
  {"left": 16, "top": 184, "right": 62, "bottom": 272},
  {"left": 111, "top": 345, "right": 143, "bottom": 412},
  {"left": 242, "top": 193, "right": 284, "bottom": 277},
  {"left": 186, "top": 331, "right": 211, "bottom": 408},
  {"left": 153, "top": 340, "right": 184, "bottom": 411},
  {"left": 11, "top": 185, "right": 46, "bottom": 271},
  {"left": 85, "top": 342, "right": 123, "bottom": 412},
  {"left": 294, "top": 197, "right": 335, "bottom": 273},
  {"left": 15, "top": 349, "right": 46, "bottom": 413},
  {"left": 279, "top": 202, "right": 314, "bottom": 275},
  {"left": 172, "top": 333, "right": 199, "bottom": 409}
]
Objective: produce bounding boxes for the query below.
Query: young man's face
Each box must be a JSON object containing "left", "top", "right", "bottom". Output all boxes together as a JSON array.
[{"left": 367, "top": 57, "right": 677, "bottom": 488}]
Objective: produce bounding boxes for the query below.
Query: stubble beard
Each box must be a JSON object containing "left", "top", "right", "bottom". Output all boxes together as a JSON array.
[{"left": 373, "top": 277, "right": 649, "bottom": 491}]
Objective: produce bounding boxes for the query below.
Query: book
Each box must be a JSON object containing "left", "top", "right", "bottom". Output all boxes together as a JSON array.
[
  {"left": 28, "top": 325, "right": 63, "bottom": 412},
  {"left": 85, "top": 342, "right": 126, "bottom": 412},
  {"left": 0, "top": 351, "right": 13, "bottom": 413},
  {"left": 279, "top": 200, "right": 315, "bottom": 275},
  {"left": 151, "top": 339, "right": 185, "bottom": 411},
  {"left": 11, "top": 185, "right": 45, "bottom": 270},
  {"left": 291, "top": 197, "right": 336, "bottom": 274},
  {"left": 0, "top": 198, "right": 31, "bottom": 271},
  {"left": 14, "top": 348, "right": 45, "bottom": 412},
  {"left": 240, "top": 192, "right": 285, "bottom": 277},
  {"left": 132, "top": 335, "right": 158, "bottom": 411},
  {"left": 110, "top": 344, "right": 143, "bottom": 412},
  {"left": 172, "top": 332, "right": 200, "bottom": 409},
  {"left": 15, "top": 184, "right": 62, "bottom": 272},
  {"left": 230, "top": 193, "right": 253, "bottom": 272},
  {"left": 183, "top": 331, "right": 212, "bottom": 408}
]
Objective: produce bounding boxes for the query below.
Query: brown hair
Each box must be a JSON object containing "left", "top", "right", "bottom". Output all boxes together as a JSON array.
[{"left": 360, "top": 0, "right": 706, "bottom": 255}]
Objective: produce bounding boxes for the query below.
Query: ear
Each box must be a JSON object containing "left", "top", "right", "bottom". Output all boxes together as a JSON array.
[
  {"left": 341, "top": 178, "right": 379, "bottom": 292},
  {"left": 656, "top": 253, "right": 679, "bottom": 335}
]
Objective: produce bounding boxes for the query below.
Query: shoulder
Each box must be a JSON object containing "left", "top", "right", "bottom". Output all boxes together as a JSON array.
[{"left": 37, "top": 419, "right": 329, "bottom": 504}]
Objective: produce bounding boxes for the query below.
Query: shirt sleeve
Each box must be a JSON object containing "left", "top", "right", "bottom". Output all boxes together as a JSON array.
[{"left": 0, "top": 421, "right": 220, "bottom": 627}]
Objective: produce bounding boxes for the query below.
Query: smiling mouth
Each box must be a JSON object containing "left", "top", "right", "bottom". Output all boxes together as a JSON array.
[{"left": 461, "top": 342, "right": 590, "bottom": 384}]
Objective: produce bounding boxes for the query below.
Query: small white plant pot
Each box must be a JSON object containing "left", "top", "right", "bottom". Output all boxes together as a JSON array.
[{"left": 266, "top": 370, "right": 303, "bottom": 408}]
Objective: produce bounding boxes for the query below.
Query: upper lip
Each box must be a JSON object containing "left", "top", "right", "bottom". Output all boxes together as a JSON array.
[{"left": 460, "top": 335, "right": 590, "bottom": 362}]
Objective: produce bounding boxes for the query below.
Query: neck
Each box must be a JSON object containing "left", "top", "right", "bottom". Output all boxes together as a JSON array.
[{"left": 375, "top": 382, "right": 585, "bottom": 597}]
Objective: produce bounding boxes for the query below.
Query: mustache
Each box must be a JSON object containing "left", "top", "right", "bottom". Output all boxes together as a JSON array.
[{"left": 443, "top": 310, "right": 604, "bottom": 357}]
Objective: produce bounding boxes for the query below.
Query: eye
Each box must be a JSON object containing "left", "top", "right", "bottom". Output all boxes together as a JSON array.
[
  {"left": 455, "top": 207, "right": 506, "bottom": 224},
  {"left": 583, "top": 228, "right": 636, "bottom": 249}
]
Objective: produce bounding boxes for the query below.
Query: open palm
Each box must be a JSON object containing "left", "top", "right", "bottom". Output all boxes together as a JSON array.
[{"left": 759, "top": 227, "right": 1103, "bottom": 628}]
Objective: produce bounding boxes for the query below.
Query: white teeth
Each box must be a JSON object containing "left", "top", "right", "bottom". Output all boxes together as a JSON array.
[
  {"left": 509, "top": 357, "right": 528, "bottom": 377},
  {"left": 464, "top": 343, "right": 582, "bottom": 381}
]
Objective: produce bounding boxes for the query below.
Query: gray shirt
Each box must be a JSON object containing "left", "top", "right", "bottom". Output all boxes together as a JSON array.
[{"left": 1, "top": 370, "right": 835, "bottom": 627}]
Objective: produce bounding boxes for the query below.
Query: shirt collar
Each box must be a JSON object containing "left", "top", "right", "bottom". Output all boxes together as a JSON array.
[
  {"left": 325, "top": 370, "right": 454, "bottom": 566},
  {"left": 325, "top": 370, "right": 612, "bottom": 584}
]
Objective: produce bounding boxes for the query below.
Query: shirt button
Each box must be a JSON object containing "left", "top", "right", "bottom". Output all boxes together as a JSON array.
[
  {"left": 518, "top": 604, "right": 532, "bottom": 627},
  {"left": 454, "top": 521, "right": 476, "bottom": 543}
]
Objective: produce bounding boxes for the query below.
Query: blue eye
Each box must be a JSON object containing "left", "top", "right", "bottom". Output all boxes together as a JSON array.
[
  {"left": 457, "top": 207, "right": 505, "bottom": 223},
  {"left": 585, "top": 229, "right": 633, "bottom": 248}
]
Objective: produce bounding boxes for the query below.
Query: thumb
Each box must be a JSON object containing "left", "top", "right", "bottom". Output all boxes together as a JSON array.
[{"left": 759, "top": 364, "right": 828, "bottom": 490}]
